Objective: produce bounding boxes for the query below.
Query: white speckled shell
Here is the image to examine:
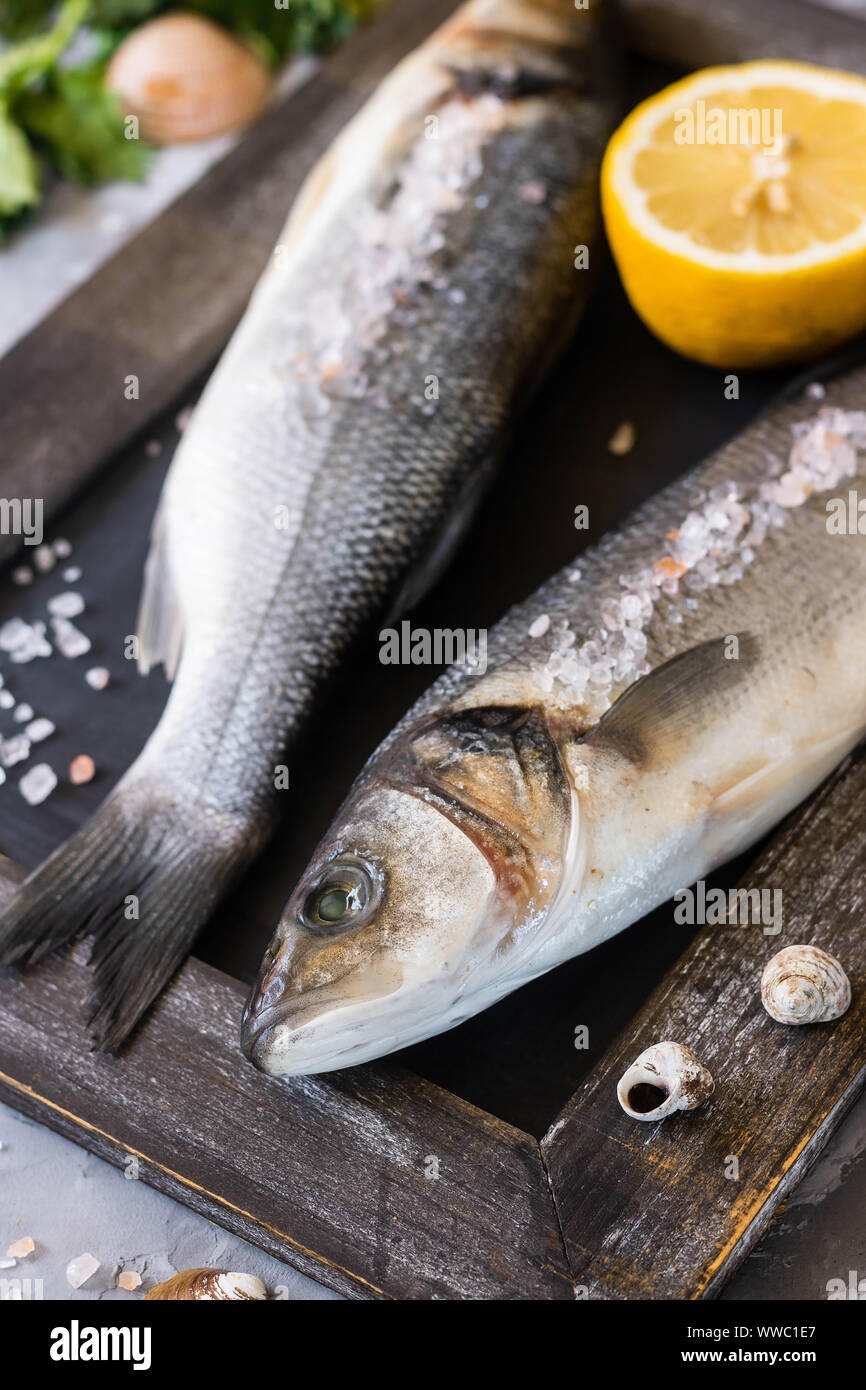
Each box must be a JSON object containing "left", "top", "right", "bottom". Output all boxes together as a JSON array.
[
  {"left": 616, "top": 1041, "right": 714, "bottom": 1121},
  {"left": 761, "top": 944, "right": 851, "bottom": 1025},
  {"left": 146, "top": 1268, "right": 267, "bottom": 1301}
]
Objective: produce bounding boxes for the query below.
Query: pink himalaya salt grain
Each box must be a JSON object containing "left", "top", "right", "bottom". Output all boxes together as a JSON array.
[
  {"left": 69, "top": 755, "right": 96, "bottom": 785},
  {"left": 6, "top": 1236, "right": 35, "bottom": 1258},
  {"left": 33, "top": 545, "right": 55, "bottom": 574},
  {"left": 608, "top": 421, "right": 636, "bottom": 455}
]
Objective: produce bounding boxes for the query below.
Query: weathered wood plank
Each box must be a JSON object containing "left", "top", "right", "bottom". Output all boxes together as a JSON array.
[
  {"left": 0, "top": 0, "right": 457, "bottom": 567},
  {"left": 542, "top": 746, "right": 866, "bottom": 1300},
  {"left": 621, "top": 0, "right": 866, "bottom": 74},
  {"left": 0, "top": 855, "right": 571, "bottom": 1301}
]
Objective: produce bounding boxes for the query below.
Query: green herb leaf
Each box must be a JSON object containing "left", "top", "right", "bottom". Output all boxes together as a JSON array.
[
  {"left": 0, "top": 100, "right": 39, "bottom": 215},
  {"left": 16, "top": 61, "right": 152, "bottom": 183},
  {"left": 0, "top": 0, "right": 89, "bottom": 101}
]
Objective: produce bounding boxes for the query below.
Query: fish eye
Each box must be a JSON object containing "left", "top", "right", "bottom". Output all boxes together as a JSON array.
[{"left": 300, "top": 860, "right": 377, "bottom": 935}]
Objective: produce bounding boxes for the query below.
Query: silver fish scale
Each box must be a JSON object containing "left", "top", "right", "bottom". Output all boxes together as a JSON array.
[
  {"left": 370, "top": 363, "right": 866, "bottom": 759},
  {"left": 152, "top": 82, "right": 614, "bottom": 813}
]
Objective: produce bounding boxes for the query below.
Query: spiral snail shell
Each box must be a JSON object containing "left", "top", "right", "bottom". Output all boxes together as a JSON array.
[
  {"left": 761, "top": 944, "right": 851, "bottom": 1025},
  {"left": 616, "top": 1041, "right": 714, "bottom": 1121},
  {"left": 146, "top": 1268, "right": 267, "bottom": 1300}
]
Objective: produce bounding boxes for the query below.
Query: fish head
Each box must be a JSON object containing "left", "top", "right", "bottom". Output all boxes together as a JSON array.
[{"left": 241, "top": 704, "right": 572, "bottom": 1075}]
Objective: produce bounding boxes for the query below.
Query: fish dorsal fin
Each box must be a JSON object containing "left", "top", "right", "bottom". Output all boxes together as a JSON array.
[
  {"left": 136, "top": 500, "right": 184, "bottom": 680},
  {"left": 586, "top": 635, "right": 759, "bottom": 765}
]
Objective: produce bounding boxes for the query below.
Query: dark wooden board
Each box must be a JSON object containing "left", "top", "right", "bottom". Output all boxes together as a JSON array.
[
  {"left": 0, "top": 251, "right": 784, "bottom": 1145},
  {"left": 0, "top": 0, "right": 457, "bottom": 567},
  {"left": 542, "top": 746, "right": 866, "bottom": 1300},
  {"left": 621, "top": 0, "right": 866, "bottom": 73},
  {"left": 0, "top": 859, "right": 571, "bottom": 1301}
]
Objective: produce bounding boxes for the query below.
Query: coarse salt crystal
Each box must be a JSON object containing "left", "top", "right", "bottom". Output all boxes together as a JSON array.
[
  {"left": 600, "top": 599, "right": 623, "bottom": 630},
  {"left": 85, "top": 667, "right": 110, "bottom": 691},
  {"left": 19, "top": 763, "right": 57, "bottom": 805},
  {"left": 11, "top": 567, "right": 32, "bottom": 586},
  {"left": 52, "top": 538, "right": 72, "bottom": 559},
  {"left": 51, "top": 616, "right": 91, "bottom": 658},
  {"left": 608, "top": 421, "right": 636, "bottom": 456},
  {"left": 48, "top": 592, "right": 85, "bottom": 619},
  {"left": 66, "top": 1252, "right": 99, "bottom": 1289},
  {"left": 620, "top": 594, "right": 642, "bottom": 621},
  {"left": 33, "top": 545, "right": 55, "bottom": 573},
  {"left": 6, "top": 1236, "right": 34, "bottom": 1259},
  {"left": 528, "top": 614, "right": 550, "bottom": 639},
  {"left": 520, "top": 180, "right": 547, "bottom": 204},
  {"left": 12, "top": 635, "right": 52, "bottom": 663},
  {"left": 145, "top": 440, "right": 162, "bottom": 457},
  {"left": 3, "top": 619, "right": 52, "bottom": 663},
  {"left": 63, "top": 566, "right": 82, "bottom": 583},
  {"left": 117, "top": 1270, "right": 142, "bottom": 1291},
  {"left": 1, "top": 735, "right": 30, "bottom": 768},
  {"left": 26, "top": 718, "right": 55, "bottom": 743},
  {"left": 0, "top": 692, "right": 13, "bottom": 710},
  {"left": 766, "top": 471, "right": 814, "bottom": 508},
  {"left": 13, "top": 704, "right": 33, "bottom": 723},
  {"left": 0, "top": 618, "right": 31, "bottom": 652}
]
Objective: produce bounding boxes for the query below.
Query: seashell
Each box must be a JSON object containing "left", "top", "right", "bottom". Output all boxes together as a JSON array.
[
  {"left": 761, "top": 944, "right": 851, "bottom": 1025},
  {"left": 617, "top": 1041, "right": 714, "bottom": 1121},
  {"left": 106, "top": 14, "right": 271, "bottom": 145},
  {"left": 146, "top": 1268, "right": 267, "bottom": 1300}
]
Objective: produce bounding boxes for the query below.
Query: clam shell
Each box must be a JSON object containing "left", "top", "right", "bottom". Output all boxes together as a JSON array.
[
  {"left": 106, "top": 14, "right": 271, "bottom": 145},
  {"left": 761, "top": 944, "right": 851, "bottom": 1025},
  {"left": 617, "top": 1040, "right": 714, "bottom": 1121},
  {"left": 146, "top": 1268, "right": 267, "bottom": 1300}
]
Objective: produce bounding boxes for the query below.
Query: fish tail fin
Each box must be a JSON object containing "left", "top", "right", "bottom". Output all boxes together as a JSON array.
[{"left": 0, "top": 775, "right": 249, "bottom": 1052}]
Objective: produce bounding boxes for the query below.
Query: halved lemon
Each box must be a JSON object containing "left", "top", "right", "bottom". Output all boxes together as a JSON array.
[{"left": 602, "top": 61, "right": 866, "bottom": 368}]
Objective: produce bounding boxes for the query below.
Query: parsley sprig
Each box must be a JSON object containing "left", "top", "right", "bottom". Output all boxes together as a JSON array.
[{"left": 0, "top": 0, "right": 379, "bottom": 233}]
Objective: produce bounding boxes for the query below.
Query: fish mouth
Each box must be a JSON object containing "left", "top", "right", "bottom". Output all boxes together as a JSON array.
[
  {"left": 241, "top": 992, "right": 403, "bottom": 1076},
  {"left": 240, "top": 961, "right": 408, "bottom": 1076}
]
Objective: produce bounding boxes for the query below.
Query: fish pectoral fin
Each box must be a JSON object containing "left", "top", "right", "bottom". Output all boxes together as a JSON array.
[
  {"left": 136, "top": 499, "right": 184, "bottom": 680},
  {"left": 586, "top": 634, "right": 759, "bottom": 766}
]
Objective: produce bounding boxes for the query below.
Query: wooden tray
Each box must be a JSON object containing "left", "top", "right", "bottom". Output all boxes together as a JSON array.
[{"left": 0, "top": 0, "right": 864, "bottom": 1299}]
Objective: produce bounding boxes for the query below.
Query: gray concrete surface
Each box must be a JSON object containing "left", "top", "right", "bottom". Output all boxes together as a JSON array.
[
  {"left": 723, "top": 1091, "right": 866, "bottom": 1301},
  {"left": 0, "top": 1100, "right": 339, "bottom": 1300}
]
